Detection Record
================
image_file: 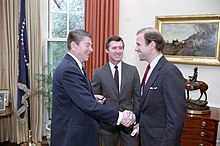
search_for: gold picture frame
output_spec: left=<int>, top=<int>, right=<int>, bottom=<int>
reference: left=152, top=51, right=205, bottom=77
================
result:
left=155, top=14, right=220, bottom=66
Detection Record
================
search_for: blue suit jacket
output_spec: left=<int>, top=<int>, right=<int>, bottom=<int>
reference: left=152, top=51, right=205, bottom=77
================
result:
left=139, top=56, right=186, bottom=146
left=51, top=54, right=119, bottom=146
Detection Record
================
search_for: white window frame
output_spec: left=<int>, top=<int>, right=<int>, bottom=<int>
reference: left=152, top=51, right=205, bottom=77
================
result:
left=41, top=0, right=84, bottom=137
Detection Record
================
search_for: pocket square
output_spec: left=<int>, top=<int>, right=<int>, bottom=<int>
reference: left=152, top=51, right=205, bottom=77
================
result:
left=150, top=86, right=157, bottom=90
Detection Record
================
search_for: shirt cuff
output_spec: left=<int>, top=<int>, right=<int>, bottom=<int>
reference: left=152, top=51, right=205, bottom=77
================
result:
left=132, top=113, right=136, bottom=125
left=116, top=111, right=123, bottom=125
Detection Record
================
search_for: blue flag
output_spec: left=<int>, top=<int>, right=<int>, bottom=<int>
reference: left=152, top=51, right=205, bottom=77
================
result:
left=17, top=0, right=31, bottom=124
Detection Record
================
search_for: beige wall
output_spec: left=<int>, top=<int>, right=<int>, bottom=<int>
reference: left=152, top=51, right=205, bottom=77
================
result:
left=119, top=0, right=220, bottom=108
left=119, top=1, right=220, bottom=144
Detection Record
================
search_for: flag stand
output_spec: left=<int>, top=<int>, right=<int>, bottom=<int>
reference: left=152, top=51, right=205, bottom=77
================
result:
left=27, top=130, right=35, bottom=146
left=27, top=98, right=35, bottom=146
left=18, top=0, right=35, bottom=145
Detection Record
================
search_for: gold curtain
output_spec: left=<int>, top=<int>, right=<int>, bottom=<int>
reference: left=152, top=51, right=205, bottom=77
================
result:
left=84, top=0, right=120, bottom=80
left=0, top=0, right=43, bottom=144
left=26, top=0, right=43, bottom=143
left=0, top=0, right=23, bottom=143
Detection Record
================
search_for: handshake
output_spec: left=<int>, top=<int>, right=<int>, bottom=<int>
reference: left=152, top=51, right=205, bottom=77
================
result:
left=95, top=95, right=136, bottom=127
left=119, top=110, right=136, bottom=127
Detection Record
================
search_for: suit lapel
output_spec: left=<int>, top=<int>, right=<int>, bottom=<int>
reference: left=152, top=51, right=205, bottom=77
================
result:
left=120, top=62, right=128, bottom=94
left=65, top=54, right=92, bottom=92
left=104, top=63, right=119, bottom=95
left=141, top=56, right=166, bottom=106
left=82, top=67, right=92, bottom=89
left=141, top=70, right=158, bottom=105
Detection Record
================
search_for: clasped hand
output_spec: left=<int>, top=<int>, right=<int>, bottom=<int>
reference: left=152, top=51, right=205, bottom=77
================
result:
left=94, top=94, right=106, bottom=104
left=120, top=110, right=135, bottom=127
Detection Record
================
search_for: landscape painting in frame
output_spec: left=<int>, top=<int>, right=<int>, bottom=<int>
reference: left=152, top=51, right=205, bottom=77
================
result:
left=0, top=91, right=5, bottom=111
left=155, top=15, right=220, bottom=66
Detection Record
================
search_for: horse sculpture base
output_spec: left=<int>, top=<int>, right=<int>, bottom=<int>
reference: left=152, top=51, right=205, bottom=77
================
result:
left=187, top=99, right=210, bottom=114
left=187, top=109, right=211, bottom=115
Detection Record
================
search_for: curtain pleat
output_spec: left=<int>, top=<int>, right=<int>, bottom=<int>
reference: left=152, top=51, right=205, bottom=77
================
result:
left=26, top=0, right=43, bottom=143
left=85, top=0, right=119, bottom=80
left=0, top=0, right=26, bottom=143
left=0, top=0, right=43, bottom=144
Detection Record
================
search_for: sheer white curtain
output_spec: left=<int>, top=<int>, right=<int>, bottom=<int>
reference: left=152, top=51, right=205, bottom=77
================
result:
left=0, top=0, right=43, bottom=144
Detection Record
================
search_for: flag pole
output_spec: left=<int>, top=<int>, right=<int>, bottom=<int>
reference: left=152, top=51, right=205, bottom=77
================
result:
left=17, top=0, right=35, bottom=145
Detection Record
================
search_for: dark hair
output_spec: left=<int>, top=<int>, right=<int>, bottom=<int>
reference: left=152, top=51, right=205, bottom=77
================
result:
left=67, top=29, right=92, bottom=50
left=137, top=27, right=165, bottom=51
left=105, top=35, right=125, bottom=50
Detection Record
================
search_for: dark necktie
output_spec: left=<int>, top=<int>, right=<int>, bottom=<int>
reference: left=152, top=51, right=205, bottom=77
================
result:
left=82, top=67, right=90, bottom=84
left=82, top=67, right=86, bottom=76
left=114, top=66, right=119, bottom=92
left=141, top=64, right=150, bottom=91
left=82, top=66, right=95, bottom=95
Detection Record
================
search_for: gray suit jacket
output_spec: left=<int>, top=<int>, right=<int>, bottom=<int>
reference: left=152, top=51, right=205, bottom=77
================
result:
left=92, top=62, right=141, bottom=132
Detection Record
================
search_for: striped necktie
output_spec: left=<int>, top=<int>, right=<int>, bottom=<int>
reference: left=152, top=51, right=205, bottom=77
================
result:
left=141, top=64, right=150, bottom=92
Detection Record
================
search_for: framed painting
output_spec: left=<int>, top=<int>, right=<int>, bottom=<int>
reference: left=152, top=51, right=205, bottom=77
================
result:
left=0, top=91, right=6, bottom=111
left=155, top=14, right=220, bottom=66
left=0, top=89, right=10, bottom=108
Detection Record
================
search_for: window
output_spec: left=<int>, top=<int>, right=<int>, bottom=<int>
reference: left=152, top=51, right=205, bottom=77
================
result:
left=48, top=0, right=84, bottom=67
left=44, top=0, right=84, bottom=120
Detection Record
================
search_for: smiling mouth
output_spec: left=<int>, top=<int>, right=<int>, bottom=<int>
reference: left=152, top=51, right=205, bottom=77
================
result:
left=138, top=53, right=142, bottom=57
left=115, top=54, right=122, bottom=58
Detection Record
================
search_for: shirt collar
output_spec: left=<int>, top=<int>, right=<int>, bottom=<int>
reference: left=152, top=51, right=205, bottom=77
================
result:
left=67, top=52, right=83, bottom=70
left=109, top=61, right=122, bottom=71
left=149, top=54, right=163, bottom=70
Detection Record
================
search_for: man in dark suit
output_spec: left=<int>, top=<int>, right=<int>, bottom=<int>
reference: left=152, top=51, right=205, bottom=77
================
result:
left=92, top=35, right=140, bottom=146
left=134, top=27, right=186, bottom=146
left=51, top=29, right=135, bottom=146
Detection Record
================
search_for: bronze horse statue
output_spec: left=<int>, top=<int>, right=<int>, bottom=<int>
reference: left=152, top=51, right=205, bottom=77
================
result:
left=184, top=78, right=208, bottom=101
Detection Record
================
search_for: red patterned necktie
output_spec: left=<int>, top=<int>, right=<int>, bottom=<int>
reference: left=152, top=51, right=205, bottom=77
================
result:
left=141, top=64, right=150, bottom=91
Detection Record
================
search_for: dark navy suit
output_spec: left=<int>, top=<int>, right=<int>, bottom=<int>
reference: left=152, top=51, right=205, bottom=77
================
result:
left=51, top=54, right=119, bottom=146
left=139, top=56, right=186, bottom=146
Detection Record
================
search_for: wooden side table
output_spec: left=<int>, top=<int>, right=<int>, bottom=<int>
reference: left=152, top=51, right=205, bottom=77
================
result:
left=0, top=103, right=12, bottom=117
left=181, top=107, right=220, bottom=146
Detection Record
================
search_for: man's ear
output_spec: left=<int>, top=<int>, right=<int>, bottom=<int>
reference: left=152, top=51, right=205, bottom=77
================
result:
left=70, top=41, right=77, bottom=51
left=149, top=41, right=156, bottom=49
left=105, top=49, right=109, bottom=54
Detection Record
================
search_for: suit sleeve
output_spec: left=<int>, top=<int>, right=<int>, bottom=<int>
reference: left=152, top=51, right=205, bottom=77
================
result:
left=62, top=66, right=118, bottom=125
left=161, top=67, right=186, bottom=146
left=91, top=69, right=102, bottom=95
left=132, top=67, right=141, bottom=122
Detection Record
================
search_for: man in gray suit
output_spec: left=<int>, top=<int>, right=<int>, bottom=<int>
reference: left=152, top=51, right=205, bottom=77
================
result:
left=134, top=27, right=186, bottom=146
left=92, top=35, right=140, bottom=146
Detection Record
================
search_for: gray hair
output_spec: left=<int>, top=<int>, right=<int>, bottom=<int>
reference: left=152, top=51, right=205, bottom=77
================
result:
left=137, top=27, right=165, bottom=51
left=67, top=29, right=92, bottom=50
